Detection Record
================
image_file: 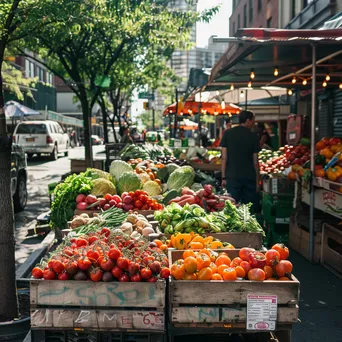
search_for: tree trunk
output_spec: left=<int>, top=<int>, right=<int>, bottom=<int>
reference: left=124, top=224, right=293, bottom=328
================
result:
left=98, top=97, right=108, bottom=144
left=0, top=58, right=18, bottom=321
left=79, top=95, right=93, bottom=167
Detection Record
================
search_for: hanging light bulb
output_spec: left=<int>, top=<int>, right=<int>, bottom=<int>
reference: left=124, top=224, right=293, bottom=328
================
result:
left=292, top=77, right=297, bottom=84
left=288, top=89, right=293, bottom=96
left=230, top=84, right=234, bottom=91
left=322, top=80, right=327, bottom=87
left=250, top=69, right=255, bottom=79
left=248, top=81, right=252, bottom=88
left=339, top=83, right=342, bottom=89
left=274, top=67, right=279, bottom=76
left=326, top=73, right=330, bottom=81
left=221, top=99, right=226, bottom=109
left=216, top=90, right=220, bottom=96
left=240, top=90, right=245, bottom=98
left=302, top=79, right=307, bottom=86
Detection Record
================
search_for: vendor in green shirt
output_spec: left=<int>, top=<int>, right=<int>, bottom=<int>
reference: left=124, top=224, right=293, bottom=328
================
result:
left=220, top=110, right=260, bottom=211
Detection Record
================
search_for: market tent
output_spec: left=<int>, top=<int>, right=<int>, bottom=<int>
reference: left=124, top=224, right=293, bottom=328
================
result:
left=205, top=27, right=342, bottom=263
left=164, top=101, right=241, bottom=116
left=5, top=100, right=40, bottom=119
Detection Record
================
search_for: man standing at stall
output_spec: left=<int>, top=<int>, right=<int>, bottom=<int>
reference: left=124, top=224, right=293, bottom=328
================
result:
left=220, top=110, right=260, bottom=211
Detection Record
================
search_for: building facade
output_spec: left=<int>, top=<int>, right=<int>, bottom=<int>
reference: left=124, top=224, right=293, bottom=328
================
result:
left=230, top=0, right=279, bottom=36
left=279, top=0, right=342, bottom=29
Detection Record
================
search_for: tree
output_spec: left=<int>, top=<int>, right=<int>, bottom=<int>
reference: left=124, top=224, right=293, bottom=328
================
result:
left=0, top=0, right=68, bottom=321
left=25, top=0, right=218, bottom=162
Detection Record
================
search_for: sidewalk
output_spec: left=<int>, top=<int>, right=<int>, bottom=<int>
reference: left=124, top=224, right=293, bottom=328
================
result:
left=290, top=251, right=342, bottom=341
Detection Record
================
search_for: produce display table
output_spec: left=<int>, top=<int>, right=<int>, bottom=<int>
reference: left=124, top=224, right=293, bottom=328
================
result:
left=189, top=162, right=221, bottom=172
left=168, top=250, right=299, bottom=342
left=30, top=280, right=166, bottom=332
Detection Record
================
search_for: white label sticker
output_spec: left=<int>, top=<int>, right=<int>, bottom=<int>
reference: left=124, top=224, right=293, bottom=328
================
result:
left=271, top=179, right=278, bottom=194
left=289, top=133, right=296, bottom=140
left=247, top=294, right=277, bottom=331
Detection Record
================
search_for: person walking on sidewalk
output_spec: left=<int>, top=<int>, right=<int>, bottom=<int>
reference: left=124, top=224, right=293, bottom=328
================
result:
left=220, top=110, right=261, bottom=211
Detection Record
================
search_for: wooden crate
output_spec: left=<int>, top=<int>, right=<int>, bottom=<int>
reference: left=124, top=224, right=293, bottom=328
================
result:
left=30, top=280, right=166, bottom=332
left=207, top=232, right=264, bottom=249
left=71, top=159, right=104, bottom=173
left=168, top=250, right=299, bottom=329
left=288, top=216, right=321, bottom=263
left=321, top=223, right=342, bottom=278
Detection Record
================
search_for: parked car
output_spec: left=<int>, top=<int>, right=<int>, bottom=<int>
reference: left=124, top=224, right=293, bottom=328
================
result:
left=91, top=135, right=103, bottom=145
left=11, top=143, right=28, bottom=212
left=13, top=120, right=69, bottom=160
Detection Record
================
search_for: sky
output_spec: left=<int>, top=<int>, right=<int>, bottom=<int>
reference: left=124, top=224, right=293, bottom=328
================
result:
left=196, top=0, right=232, bottom=47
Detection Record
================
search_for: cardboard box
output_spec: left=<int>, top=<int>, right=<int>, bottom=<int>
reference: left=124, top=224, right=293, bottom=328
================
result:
left=262, top=176, right=295, bottom=195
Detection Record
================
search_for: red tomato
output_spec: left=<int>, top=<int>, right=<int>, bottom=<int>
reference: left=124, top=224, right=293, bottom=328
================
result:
left=128, top=262, right=140, bottom=276
left=108, top=248, right=122, bottom=261
left=248, top=268, right=265, bottom=281
left=239, top=247, right=255, bottom=261
left=52, top=260, right=65, bottom=274
left=149, top=261, right=161, bottom=275
left=32, top=267, right=44, bottom=279
left=130, top=273, right=142, bottom=282
left=88, top=236, right=99, bottom=244
left=58, top=271, right=70, bottom=281
left=76, top=238, right=88, bottom=248
left=134, top=200, right=143, bottom=209
left=117, top=257, right=129, bottom=270
left=249, top=252, right=266, bottom=269
left=112, top=195, right=122, bottom=203
left=160, top=267, right=171, bottom=279
left=90, top=268, right=103, bottom=282
left=274, top=262, right=286, bottom=278
left=111, top=266, right=123, bottom=279
left=119, top=273, right=130, bottom=282
left=65, top=261, right=78, bottom=276
left=271, top=244, right=290, bottom=260
left=78, top=257, right=92, bottom=271
left=265, top=249, right=281, bottom=266
left=104, top=194, right=113, bottom=201
left=147, top=277, right=158, bottom=282
left=100, top=228, right=111, bottom=237
left=43, top=269, right=57, bottom=280
left=100, top=258, right=115, bottom=271
left=140, top=195, right=148, bottom=203
left=140, top=267, right=153, bottom=280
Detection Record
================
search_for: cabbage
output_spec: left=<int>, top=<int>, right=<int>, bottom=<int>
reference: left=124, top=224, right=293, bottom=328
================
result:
left=85, top=168, right=116, bottom=185
left=143, top=181, right=162, bottom=196
left=157, top=163, right=180, bottom=183
left=117, top=172, right=142, bottom=194
left=167, top=166, right=195, bottom=191
left=191, top=183, right=203, bottom=192
left=91, top=178, right=116, bottom=196
left=110, top=160, right=133, bottom=182
left=138, top=172, right=151, bottom=184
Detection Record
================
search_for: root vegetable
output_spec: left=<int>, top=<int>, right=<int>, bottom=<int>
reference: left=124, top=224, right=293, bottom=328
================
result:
left=121, top=222, right=133, bottom=235
left=142, top=227, right=155, bottom=237
left=76, top=202, right=88, bottom=210
left=70, top=217, right=86, bottom=229
left=126, top=214, right=138, bottom=224
left=79, top=213, right=89, bottom=218
left=76, top=194, right=87, bottom=203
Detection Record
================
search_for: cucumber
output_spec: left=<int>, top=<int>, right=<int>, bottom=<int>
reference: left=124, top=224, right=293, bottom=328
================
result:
left=163, top=189, right=179, bottom=205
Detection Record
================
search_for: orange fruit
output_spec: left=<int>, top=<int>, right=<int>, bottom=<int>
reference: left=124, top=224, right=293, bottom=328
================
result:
left=235, top=266, right=246, bottom=278
left=211, top=273, right=223, bottom=280
left=222, top=267, right=237, bottom=281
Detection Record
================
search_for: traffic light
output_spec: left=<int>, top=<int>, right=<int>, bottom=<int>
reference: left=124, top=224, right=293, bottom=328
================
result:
left=143, top=102, right=149, bottom=110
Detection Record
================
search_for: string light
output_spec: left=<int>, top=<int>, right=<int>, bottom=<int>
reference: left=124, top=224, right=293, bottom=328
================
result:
left=322, top=80, right=327, bottom=87
left=230, top=84, right=234, bottom=91
left=240, top=90, right=245, bottom=98
left=248, top=81, right=252, bottom=88
left=250, top=69, right=255, bottom=79
left=326, top=73, right=330, bottom=81
left=292, top=77, right=297, bottom=84
left=216, top=90, right=220, bottom=96
left=274, top=67, right=279, bottom=76
left=288, top=89, right=293, bottom=95
left=302, top=79, right=307, bottom=86
left=339, top=83, right=342, bottom=89
left=221, top=99, right=225, bottom=109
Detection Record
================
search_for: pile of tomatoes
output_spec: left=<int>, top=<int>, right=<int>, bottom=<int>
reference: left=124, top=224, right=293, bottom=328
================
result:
left=32, top=228, right=170, bottom=282
left=170, top=243, right=292, bottom=281
left=121, top=190, right=163, bottom=211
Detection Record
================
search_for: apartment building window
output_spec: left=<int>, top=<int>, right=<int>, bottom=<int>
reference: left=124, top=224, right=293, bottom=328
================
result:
left=267, top=17, right=272, bottom=28
left=258, top=0, right=262, bottom=12
left=37, top=67, right=45, bottom=82
left=243, top=4, right=247, bottom=28
left=249, top=0, right=253, bottom=22
left=25, top=59, right=35, bottom=78
left=238, top=14, right=241, bottom=29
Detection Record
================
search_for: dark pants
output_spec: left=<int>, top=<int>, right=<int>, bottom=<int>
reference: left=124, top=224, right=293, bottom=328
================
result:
left=227, top=178, right=260, bottom=213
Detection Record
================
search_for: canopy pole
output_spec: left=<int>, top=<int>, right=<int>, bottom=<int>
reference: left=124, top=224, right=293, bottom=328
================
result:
left=174, top=89, right=178, bottom=139
left=197, top=93, right=202, bottom=146
left=309, top=44, right=316, bottom=263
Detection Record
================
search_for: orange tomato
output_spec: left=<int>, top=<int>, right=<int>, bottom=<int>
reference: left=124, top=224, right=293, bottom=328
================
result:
left=271, top=244, right=290, bottom=260
left=192, top=236, right=205, bottom=245
left=208, top=249, right=219, bottom=262
left=274, top=262, right=286, bottom=278
left=153, top=239, right=163, bottom=248
left=235, top=266, right=246, bottom=278
left=199, top=249, right=211, bottom=258
left=196, top=253, right=211, bottom=270
left=230, top=257, right=243, bottom=267
left=222, top=267, right=237, bottom=281
left=160, top=244, right=168, bottom=251
left=278, top=276, right=290, bottom=281
left=279, top=260, right=293, bottom=273
left=211, top=273, right=223, bottom=280
left=197, top=267, right=213, bottom=280
left=263, top=265, right=273, bottom=279
left=240, top=261, right=252, bottom=277
left=217, top=264, right=230, bottom=276
left=248, top=268, right=265, bottom=281
left=189, top=241, right=204, bottom=249
left=183, top=272, right=197, bottom=280
left=184, top=257, right=198, bottom=274
left=183, top=250, right=196, bottom=259
left=316, top=140, right=326, bottom=151
left=210, top=262, right=218, bottom=274
left=314, top=169, right=325, bottom=178
left=171, top=262, right=185, bottom=280
left=239, top=247, right=255, bottom=261
left=215, top=254, right=231, bottom=267
left=288, top=171, right=297, bottom=181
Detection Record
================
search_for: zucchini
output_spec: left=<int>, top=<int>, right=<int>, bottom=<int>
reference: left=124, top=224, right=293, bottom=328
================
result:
left=163, top=189, right=179, bottom=205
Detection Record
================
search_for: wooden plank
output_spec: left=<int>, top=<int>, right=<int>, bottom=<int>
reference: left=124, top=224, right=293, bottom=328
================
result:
left=171, top=305, right=298, bottom=324
left=207, top=233, right=263, bottom=249
left=169, top=279, right=299, bottom=306
left=31, top=308, right=165, bottom=331
left=30, top=280, right=165, bottom=308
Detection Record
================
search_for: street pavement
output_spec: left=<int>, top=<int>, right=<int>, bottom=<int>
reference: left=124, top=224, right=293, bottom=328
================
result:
left=15, top=145, right=104, bottom=269
left=14, top=147, right=342, bottom=341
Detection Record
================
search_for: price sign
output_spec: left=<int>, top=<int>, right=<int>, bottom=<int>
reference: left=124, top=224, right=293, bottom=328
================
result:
left=247, top=294, right=277, bottom=331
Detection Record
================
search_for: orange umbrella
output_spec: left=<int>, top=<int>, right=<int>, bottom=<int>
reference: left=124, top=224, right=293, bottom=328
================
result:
left=164, top=101, right=241, bottom=116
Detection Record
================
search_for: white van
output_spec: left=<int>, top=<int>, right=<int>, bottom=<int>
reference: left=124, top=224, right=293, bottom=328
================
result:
left=13, top=120, right=69, bottom=160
